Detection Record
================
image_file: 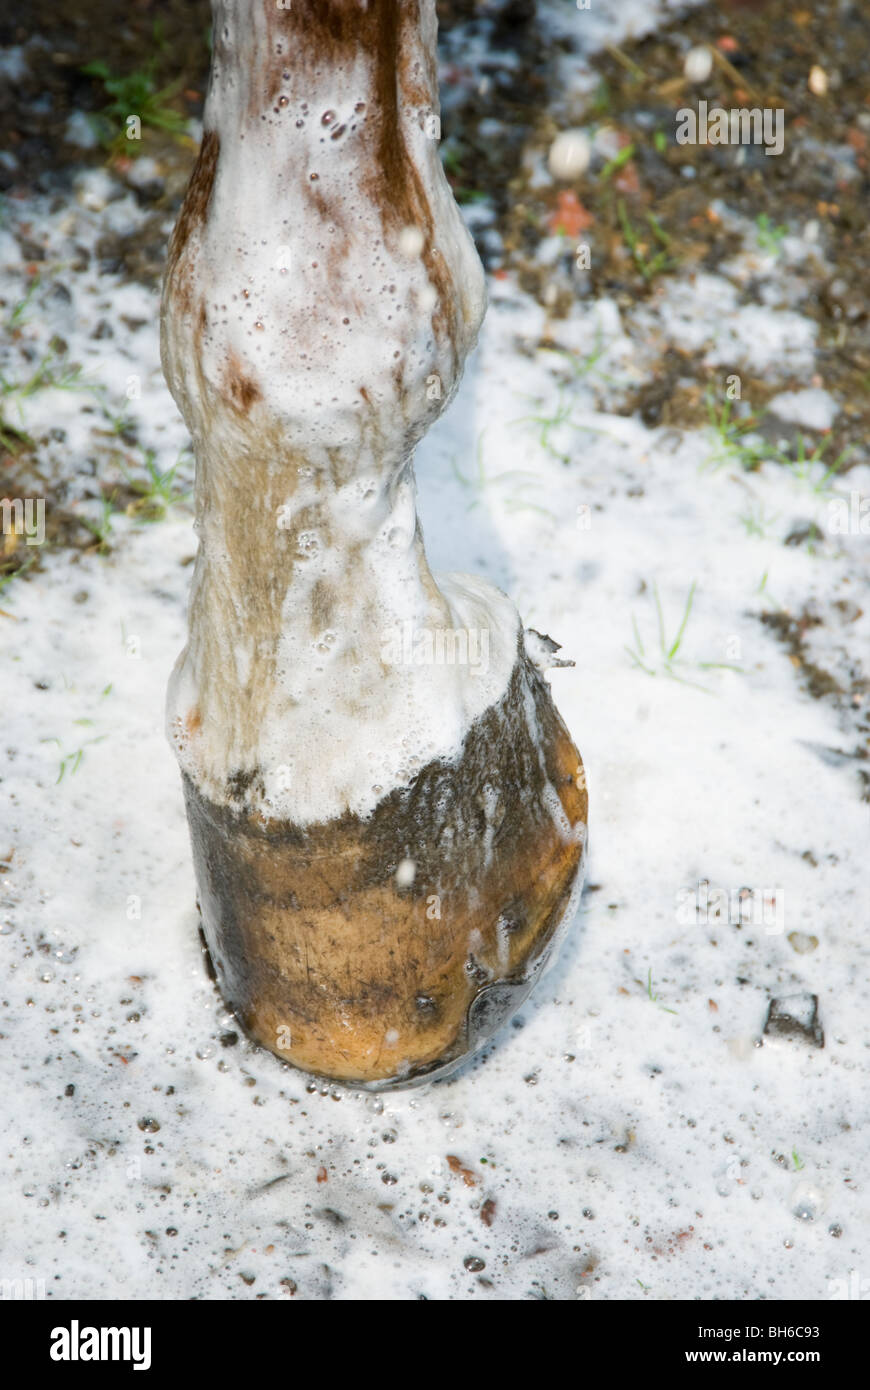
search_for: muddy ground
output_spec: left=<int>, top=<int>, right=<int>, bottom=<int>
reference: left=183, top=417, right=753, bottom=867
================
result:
left=2, top=0, right=868, bottom=439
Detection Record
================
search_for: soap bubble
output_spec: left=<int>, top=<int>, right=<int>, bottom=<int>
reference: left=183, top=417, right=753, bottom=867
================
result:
left=398, top=226, right=424, bottom=259
left=792, top=1184, right=826, bottom=1222
left=395, top=858, right=416, bottom=887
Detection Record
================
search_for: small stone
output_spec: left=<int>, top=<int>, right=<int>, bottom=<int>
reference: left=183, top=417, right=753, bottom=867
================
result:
left=763, top=993, right=824, bottom=1048
left=808, top=65, right=828, bottom=96
left=684, top=46, right=713, bottom=84
left=547, top=130, right=591, bottom=181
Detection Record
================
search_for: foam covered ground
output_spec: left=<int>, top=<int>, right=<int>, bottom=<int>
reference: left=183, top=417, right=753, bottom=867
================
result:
left=1, top=1, right=867, bottom=1301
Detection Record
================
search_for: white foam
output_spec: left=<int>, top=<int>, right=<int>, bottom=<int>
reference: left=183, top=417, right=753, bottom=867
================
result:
left=162, top=1, right=507, bottom=825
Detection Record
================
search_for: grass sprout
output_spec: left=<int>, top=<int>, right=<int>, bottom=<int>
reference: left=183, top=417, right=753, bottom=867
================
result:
left=625, top=580, right=742, bottom=691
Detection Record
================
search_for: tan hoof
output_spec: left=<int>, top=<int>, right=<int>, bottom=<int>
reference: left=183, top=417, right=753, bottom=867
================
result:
left=185, top=648, right=586, bottom=1088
